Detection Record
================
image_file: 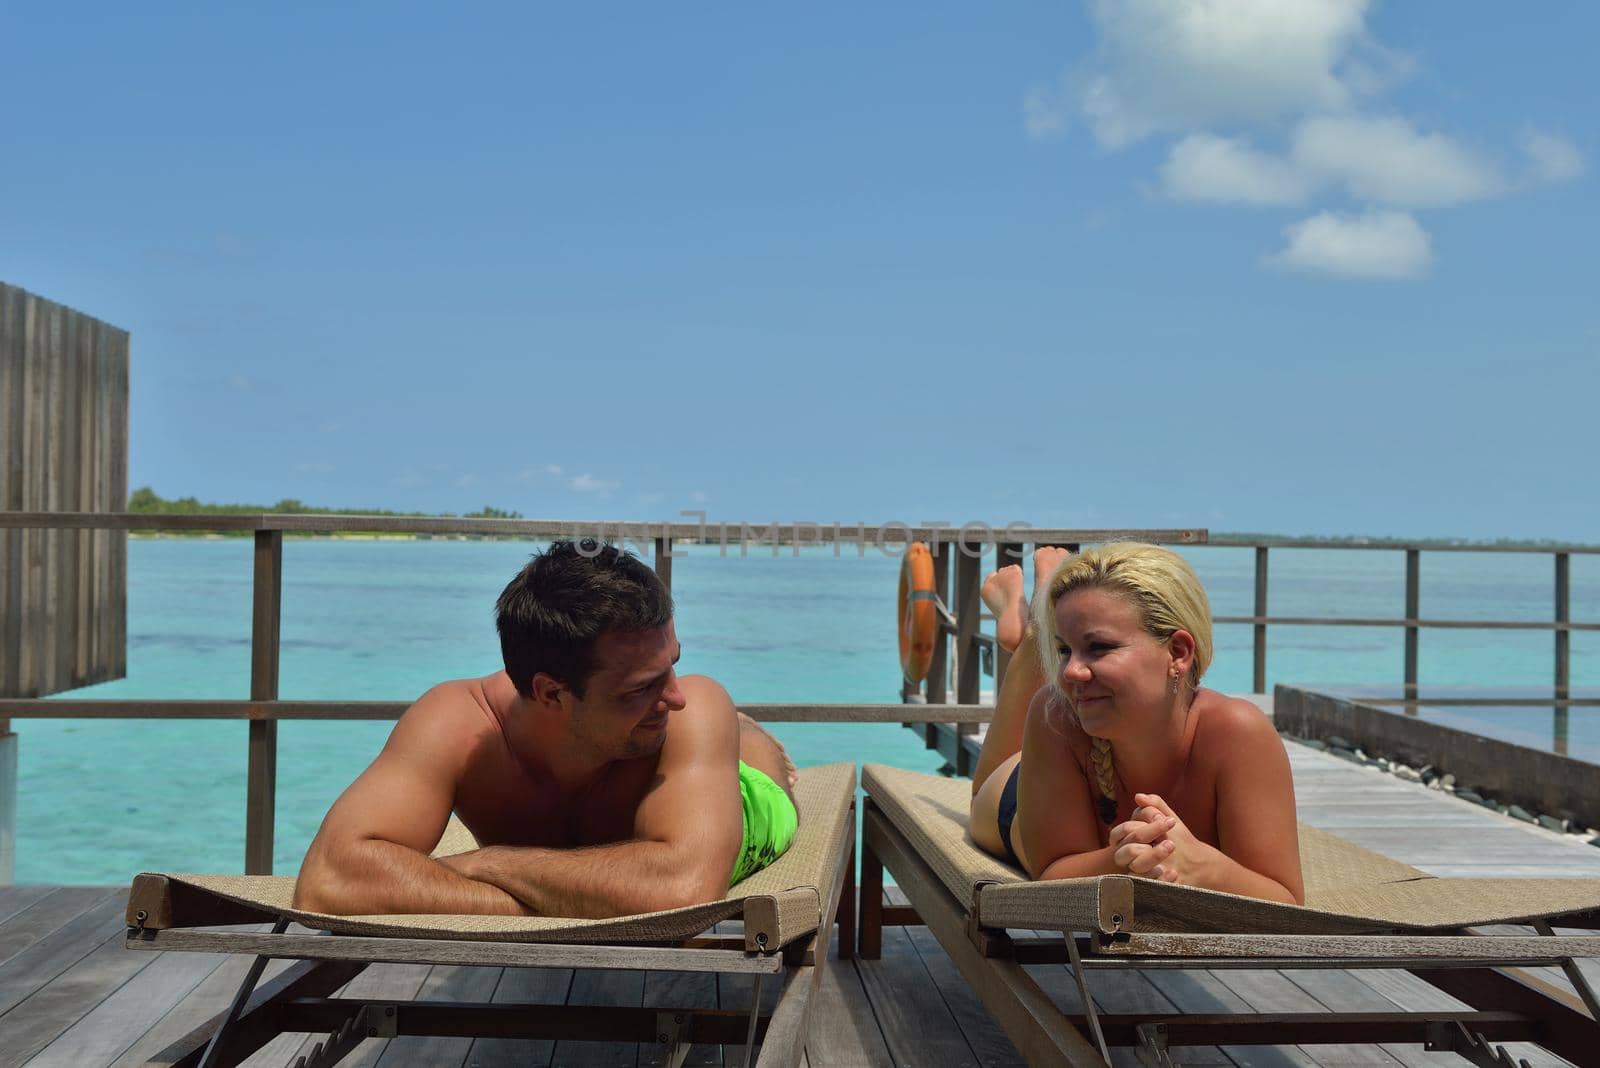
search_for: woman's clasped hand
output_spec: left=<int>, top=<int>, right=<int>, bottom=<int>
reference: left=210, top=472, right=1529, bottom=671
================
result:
left=1107, top=793, right=1214, bottom=883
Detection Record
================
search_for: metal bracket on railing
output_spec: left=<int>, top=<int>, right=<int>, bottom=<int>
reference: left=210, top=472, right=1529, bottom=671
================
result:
left=1423, top=1021, right=1529, bottom=1068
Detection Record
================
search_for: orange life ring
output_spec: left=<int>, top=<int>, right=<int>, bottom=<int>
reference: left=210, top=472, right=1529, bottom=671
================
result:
left=898, top=542, right=939, bottom=684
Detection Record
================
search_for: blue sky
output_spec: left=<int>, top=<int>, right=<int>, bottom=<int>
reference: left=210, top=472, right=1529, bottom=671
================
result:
left=3, top=2, right=1595, bottom=539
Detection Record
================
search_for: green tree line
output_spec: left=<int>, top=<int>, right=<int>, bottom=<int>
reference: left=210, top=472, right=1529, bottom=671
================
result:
left=128, top=486, right=521, bottom=520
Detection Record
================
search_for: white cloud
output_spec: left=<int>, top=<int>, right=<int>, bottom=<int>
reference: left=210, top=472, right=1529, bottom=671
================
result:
left=689, top=490, right=710, bottom=504
left=1069, top=0, right=1381, bottom=148
left=513, top=463, right=567, bottom=484
left=1161, top=134, right=1312, bottom=204
left=1023, top=83, right=1069, bottom=141
left=1520, top=128, right=1586, bottom=184
left=1266, top=210, right=1431, bottom=280
left=1162, top=119, right=1501, bottom=208
left=570, top=472, right=618, bottom=494
left=1292, top=115, right=1502, bottom=206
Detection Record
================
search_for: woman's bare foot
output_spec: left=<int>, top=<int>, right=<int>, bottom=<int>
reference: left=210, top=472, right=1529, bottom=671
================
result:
left=981, top=565, right=1028, bottom=653
left=1032, top=546, right=1072, bottom=605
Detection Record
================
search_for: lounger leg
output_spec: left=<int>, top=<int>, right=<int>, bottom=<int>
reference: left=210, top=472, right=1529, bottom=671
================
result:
left=1532, top=918, right=1600, bottom=1022
left=1061, top=927, right=1111, bottom=1065
left=196, top=917, right=290, bottom=1068
left=859, top=800, right=884, bottom=959
left=737, top=972, right=764, bottom=1068
left=837, top=812, right=857, bottom=961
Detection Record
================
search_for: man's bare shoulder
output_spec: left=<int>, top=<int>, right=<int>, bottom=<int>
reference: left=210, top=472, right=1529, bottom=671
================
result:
left=657, top=674, right=739, bottom=755
left=387, top=672, right=509, bottom=754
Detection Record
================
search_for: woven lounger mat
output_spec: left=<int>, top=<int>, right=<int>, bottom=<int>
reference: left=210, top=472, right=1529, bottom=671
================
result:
left=131, top=762, right=855, bottom=946
left=863, top=763, right=1600, bottom=936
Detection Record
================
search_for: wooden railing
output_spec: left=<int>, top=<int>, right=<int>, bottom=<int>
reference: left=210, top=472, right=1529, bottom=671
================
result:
left=0, top=512, right=1202, bottom=873
left=1, top=512, right=1596, bottom=873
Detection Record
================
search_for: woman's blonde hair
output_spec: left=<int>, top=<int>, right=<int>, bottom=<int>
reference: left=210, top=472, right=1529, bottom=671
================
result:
left=1032, top=542, right=1213, bottom=694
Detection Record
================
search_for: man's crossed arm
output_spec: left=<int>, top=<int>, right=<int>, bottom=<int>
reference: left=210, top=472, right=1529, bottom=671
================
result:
left=292, top=684, right=744, bottom=918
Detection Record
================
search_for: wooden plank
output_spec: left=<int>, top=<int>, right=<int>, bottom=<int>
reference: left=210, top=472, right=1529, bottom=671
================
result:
left=551, top=966, right=646, bottom=1066
left=0, top=887, right=121, bottom=968
left=1349, top=968, right=1570, bottom=1068
left=37, top=297, right=61, bottom=694
left=1281, top=970, right=1472, bottom=1068
left=18, top=944, right=227, bottom=1067
left=903, top=925, right=1025, bottom=1065
left=140, top=929, right=781, bottom=974
left=0, top=885, right=62, bottom=930
left=1206, top=969, right=1402, bottom=1066
left=463, top=965, right=574, bottom=1067
left=17, top=292, right=43, bottom=695
left=108, top=319, right=130, bottom=680
left=0, top=889, right=126, bottom=1010
left=108, top=952, right=296, bottom=1067
left=1139, top=969, right=1329, bottom=1067
left=372, top=963, right=502, bottom=1068
left=864, top=817, right=1101, bottom=1065
left=855, top=924, right=981, bottom=1067
left=0, top=285, right=128, bottom=698
left=0, top=287, right=16, bottom=696
left=0, top=918, right=159, bottom=1067
left=799, top=928, right=892, bottom=1067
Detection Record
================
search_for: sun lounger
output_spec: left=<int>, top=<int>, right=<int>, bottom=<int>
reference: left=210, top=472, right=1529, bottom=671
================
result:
left=124, top=762, right=856, bottom=1068
left=858, top=763, right=1600, bottom=1067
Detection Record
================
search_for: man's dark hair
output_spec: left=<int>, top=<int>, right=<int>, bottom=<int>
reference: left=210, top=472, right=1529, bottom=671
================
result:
left=495, top=540, right=673, bottom=698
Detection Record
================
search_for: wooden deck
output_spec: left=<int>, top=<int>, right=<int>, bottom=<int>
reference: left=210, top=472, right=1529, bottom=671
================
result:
left=3, top=741, right=1598, bottom=1067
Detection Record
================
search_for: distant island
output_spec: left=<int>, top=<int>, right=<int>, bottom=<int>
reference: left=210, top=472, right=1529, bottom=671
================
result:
left=124, top=489, right=1594, bottom=549
left=127, top=486, right=521, bottom=537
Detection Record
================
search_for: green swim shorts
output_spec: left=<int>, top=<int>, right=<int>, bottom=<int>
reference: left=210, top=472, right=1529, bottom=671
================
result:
left=730, top=760, right=799, bottom=885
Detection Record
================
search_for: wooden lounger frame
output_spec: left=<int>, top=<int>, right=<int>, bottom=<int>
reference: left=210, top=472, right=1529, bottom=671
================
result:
left=123, top=799, right=856, bottom=1068
left=858, top=793, right=1600, bottom=1068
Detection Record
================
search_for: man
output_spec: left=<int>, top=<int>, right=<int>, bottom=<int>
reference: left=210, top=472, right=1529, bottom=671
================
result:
left=293, top=540, right=798, bottom=917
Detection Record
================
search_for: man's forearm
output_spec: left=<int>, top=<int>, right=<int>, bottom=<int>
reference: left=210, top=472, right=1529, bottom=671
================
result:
left=450, top=839, right=726, bottom=918
left=295, top=839, right=529, bottom=916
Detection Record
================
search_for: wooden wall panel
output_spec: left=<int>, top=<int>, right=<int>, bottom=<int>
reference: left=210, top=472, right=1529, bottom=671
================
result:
left=0, top=282, right=128, bottom=697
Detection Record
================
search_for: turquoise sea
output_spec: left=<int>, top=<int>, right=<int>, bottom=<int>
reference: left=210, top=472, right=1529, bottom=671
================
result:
left=18, top=538, right=1600, bottom=883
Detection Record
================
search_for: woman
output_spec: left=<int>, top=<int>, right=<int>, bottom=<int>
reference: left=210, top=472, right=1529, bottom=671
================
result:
left=969, top=543, right=1304, bottom=904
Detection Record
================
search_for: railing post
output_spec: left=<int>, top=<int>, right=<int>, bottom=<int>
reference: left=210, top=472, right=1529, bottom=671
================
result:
left=654, top=536, right=673, bottom=593
left=1404, top=549, right=1420, bottom=702
left=1555, top=552, right=1570, bottom=756
left=925, top=541, right=950, bottom=706
left=246, top=529, right=282, bottom=876
left=0, top=718, right=13, bottom=884
left=953, top=545, right=982, bottom=776
left=1252, top=547, right=1268, bottom=694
